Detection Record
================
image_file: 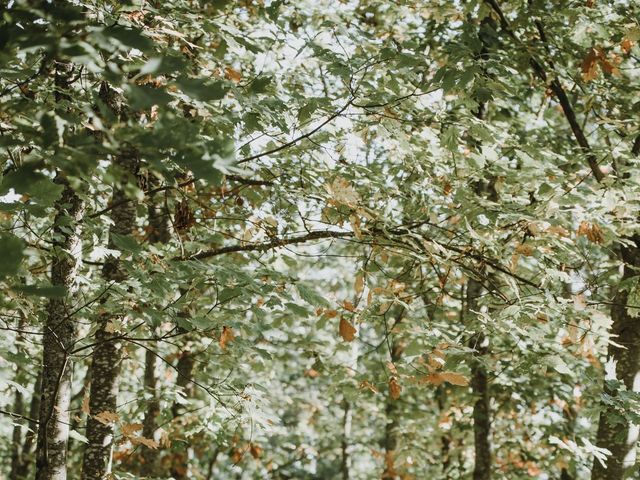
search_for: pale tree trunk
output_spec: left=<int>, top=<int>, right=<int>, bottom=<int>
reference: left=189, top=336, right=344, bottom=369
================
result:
left=139, top=189, right=169, bottom=477
left=33, top=59, right=84, bottom=480
left=82, top=82, right=138, bottom=479
left=591, top=235, right=640, bottom=480
left=35, top=179, right=84, bottom=480
left=467, top=279, right=491, bottom=480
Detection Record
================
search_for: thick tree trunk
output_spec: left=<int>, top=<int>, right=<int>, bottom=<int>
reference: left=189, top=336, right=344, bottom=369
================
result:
left=35, top=180, right=84, bottom=480
left=467, top=279, right=491, bottom=480
left=82, top=116, right=138, bottom=478
left=591, top=235, right=640, bottom=480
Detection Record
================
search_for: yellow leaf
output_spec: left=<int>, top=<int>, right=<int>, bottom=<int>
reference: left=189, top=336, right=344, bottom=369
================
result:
left=389, top=377, right=402, bottom=400
left=359, top=380, right=378, bottom=393
left=220, top=326, right=235, bottom=350
left=339, top=317, right=356, bottom=342
left=94, top=410, right=120, bottom=425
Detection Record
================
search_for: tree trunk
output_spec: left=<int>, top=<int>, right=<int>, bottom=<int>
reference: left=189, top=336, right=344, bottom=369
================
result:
left=139, top=190, right=169, bottom=476
left=82, top=99, right=138, bottom=477
left=9, top=380, right=25, bottom=480
left=467, top=279, right=491, bottom=480
left=341, top=399, right=351, bottom=480
left=591, top=235, right=640, bottom=480
left=16, top=372, right=42, bottom=479
left=35, top=178, right=84, bottom=480
left=170, top=350, right=195, bottom=479
left=382, top=339, right=404, bottom=480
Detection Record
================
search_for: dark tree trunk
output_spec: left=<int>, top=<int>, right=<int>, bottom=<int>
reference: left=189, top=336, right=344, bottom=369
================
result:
left=35, top=178, right=84, bottom=480
left=9, top=381, right=24, bottom=480
left=139, top=190, right=169, bottom=476
left=591, top=235, right=640, bottom=480
left=341, top=399, right=351, bottom=480
left=82, top=102, right=138, bottom=478
left=467, top=279, right=491, bottom=480
left=16, top=372, right=42, bottom=479
left=170, top=350, right=195, bottom=479
left=382, top=339, right=404, bottom=480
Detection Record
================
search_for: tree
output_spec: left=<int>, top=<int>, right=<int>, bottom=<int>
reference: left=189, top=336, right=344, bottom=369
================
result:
left=0, top=1, right=639, bottom=479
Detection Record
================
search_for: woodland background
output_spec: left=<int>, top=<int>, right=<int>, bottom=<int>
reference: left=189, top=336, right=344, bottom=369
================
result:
left=0, top=0, right=639, bottom=479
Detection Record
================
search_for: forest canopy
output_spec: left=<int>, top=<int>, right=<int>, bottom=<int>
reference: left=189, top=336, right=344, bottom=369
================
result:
left=0, top=0, right=639, bottom=479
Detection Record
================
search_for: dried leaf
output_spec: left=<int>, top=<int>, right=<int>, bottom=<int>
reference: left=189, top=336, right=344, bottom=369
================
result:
left=621, top=38, right=634, bottom=54
left=225, top=66, right=242, bottom=83
left=581, top=48, right=600, bottom=81
left=359, top=380, right=378, bottom=393
left=439, top=371, right=470, bottom=386
left=249, top=443, right=263, bottom=459
left=339, top=317, right=357, bottom=342
left=325, top=176, right=360, bottom=208
left=355, top=272, right=365, bottom=296
left=94, top=410, right=120, bottom=425
left=515, top=244, right=535, bottom=256
left=130, top=436, right=159, bottom=449
left=82, top=392, right=90, bottom=415
left=219, top=326, right=235, bottom=350
left=304, top=368, right=320, bottom=378
left=386, top=361, right=398, bottom=375
left=389, top=377, right=402, bottom=400
left=121, top=423, right=143, bottom=437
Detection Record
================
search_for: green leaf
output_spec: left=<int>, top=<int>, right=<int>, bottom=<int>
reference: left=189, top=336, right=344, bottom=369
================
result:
left=12, top=284, right=67, bottom=298
left=297, top=284, right=330, bottom=308
left=0, top=234, right=24, bottom=277
left=175, top=77, right=229, bottom=102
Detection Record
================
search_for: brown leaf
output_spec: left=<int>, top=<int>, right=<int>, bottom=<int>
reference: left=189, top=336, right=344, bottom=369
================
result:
left=94, top=410, right=120, bottom=425
left=426, top=371, right=469, bottom=387
left=249, top=443, right=263, bottom=459
left=121, top=423, right=143, bottom=437
left=82, top=392, right=90, bottom=415
left=219, top=326, right=235, bottom=350
left=359, top=380, right=378, bottom=393
left=304, top=368, right=320, bottom=378
left=225, top=66, right=242, bottom=83
left=339, top=317, right=357, bottom=342
left=389, top=377, right=402, bottom=400
left=130, top=436, right=159, bottom=449
left=581, top=48, right=600, bottom=81
left=355, top=272, right=365, bottom=296
left=515, top=244, right=535, bottom=256
left=621, top=38, right=634, bottom=54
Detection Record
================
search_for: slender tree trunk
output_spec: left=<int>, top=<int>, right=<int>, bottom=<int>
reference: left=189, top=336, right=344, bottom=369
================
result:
left=436, top=386, right=451, bottom=473
left=382, top=339, right=404, bottom=480
left=82, top=85, right=138, bottom=477
left=591, top=235, right=640, bottom=480
left=341, top=399, right=351, bottom=480
left=170, top=349, right=195, bottom=479
left=9, top=382, right=25, bottom=480
left=140, top=189, right=169, bottom=477
left=16, top=372, right=42, bottom=479
left=467, top=279, right=491, bottom=480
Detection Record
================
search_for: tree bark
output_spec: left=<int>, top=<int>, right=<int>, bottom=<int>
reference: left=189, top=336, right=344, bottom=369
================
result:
left=591, top=235, right=640, bottom=480
left=467, top=279, right=491, bottom=480
left=35, top=178, right=84, bottom=480
left=16, top=372, right=42, bottom=479
left=382, top=339, right=404, bottom=480
left=170, top=349, right=195, bottom=479
left=341, top=399, right=351, bottom=480
left=139, top=189, right=169, bottom=476
left=82, top=88, right=138, bottom=477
